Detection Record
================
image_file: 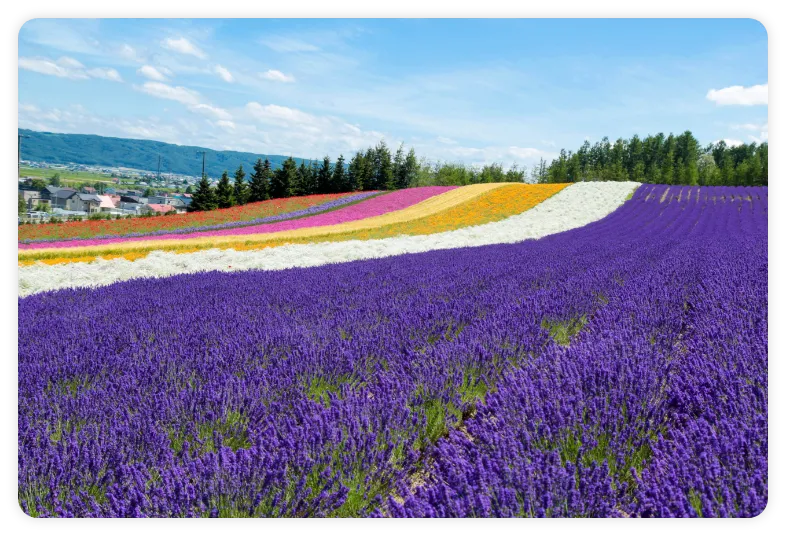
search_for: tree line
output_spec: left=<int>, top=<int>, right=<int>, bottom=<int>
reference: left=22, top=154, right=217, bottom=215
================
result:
left=535, top=131, right=768, bottom=187
left=188, top=132, right=768, bottom=211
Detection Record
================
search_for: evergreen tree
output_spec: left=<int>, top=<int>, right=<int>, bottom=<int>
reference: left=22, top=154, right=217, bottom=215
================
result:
left=216, top=171, right=235, bottom=208
left=317, top=156, right=332, bottom=194
left=756, top=142, right=770, bottom=186
left=330, top=154, right=349, bottom=192
left=248, top=158, right=270, bottom=202
left=392, top=144, right=406, bottom=189
left=308, top=161, right=320, bottom=195
left=737, top=160, right=753, bottom=186
left=189, top=175, right=217, bottom=212
left=291, top=161, right=310, bottom=196
left=402, top=148, right=419, bottom=189
left=270, top=157, right=296, bottom=198
left=233, top=165, right=249, bottom=205
left=362, top=148, right=375, bottom=190
left=532, top=158, right=548, bottom=183
left=333, top=155, right=347, bottom=192
left=348, top=152, right=363, bottom=191
left=631, top=161, right=646, bottom=182
left=720, top=153, right=735, bottom=186
left=662, top=149, right=675, bottom=185
left=185, top=185, right=193, bottom=194
left=746, top=152, right=762, bottom=186
left=374, top=141, right=394, bottom=190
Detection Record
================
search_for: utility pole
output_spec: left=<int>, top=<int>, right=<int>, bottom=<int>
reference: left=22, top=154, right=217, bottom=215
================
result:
left=201, top=151, right=206, bottom=178
left=157, top=154, right=161, bottom=182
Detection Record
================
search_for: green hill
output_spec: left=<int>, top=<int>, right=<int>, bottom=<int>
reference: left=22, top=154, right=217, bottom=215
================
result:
left=18, top=129, right=304, bottom=177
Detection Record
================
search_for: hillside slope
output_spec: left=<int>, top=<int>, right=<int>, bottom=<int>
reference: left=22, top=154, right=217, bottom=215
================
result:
left=18, top=129, right=302, bottom=177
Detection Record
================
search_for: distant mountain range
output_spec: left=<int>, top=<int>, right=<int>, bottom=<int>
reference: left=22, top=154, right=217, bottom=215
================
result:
left=18, top=129, right=304, bottom=178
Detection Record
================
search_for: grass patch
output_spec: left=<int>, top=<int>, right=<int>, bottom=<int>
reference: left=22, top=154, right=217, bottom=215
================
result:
left=541, top=314, right=588, bottom=346
left=688, top=488, right=703, bottom=517
left=306, top=374, right=356, bottom=407
left=168, top=409, right=251, bottom=456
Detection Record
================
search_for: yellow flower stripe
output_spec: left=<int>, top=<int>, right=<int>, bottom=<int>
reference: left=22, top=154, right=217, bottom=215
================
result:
left=19, top=183, right=566, bottom=265
left=336, top=183, right=567, bottom=242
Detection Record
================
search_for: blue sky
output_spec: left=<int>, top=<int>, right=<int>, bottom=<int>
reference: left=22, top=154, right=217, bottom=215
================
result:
left=18, top=18, right=768, bottom=168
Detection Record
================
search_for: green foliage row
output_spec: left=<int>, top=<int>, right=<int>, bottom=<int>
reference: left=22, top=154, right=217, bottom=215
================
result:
left=536, top=131, right=768, bottom=187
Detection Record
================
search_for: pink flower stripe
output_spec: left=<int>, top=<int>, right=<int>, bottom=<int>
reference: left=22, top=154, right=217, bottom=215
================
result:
left=23, top=187, right=457, bottom=250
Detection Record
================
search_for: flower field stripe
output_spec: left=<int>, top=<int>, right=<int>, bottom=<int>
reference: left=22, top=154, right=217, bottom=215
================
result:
left=18, top=184, right=767, bottom=517
left=18, top=183, right=506, bottom=263
left=22, top=187, right=452, bottom=250
left=18, top=192, right=364, bottom=243
left=18, top=182, right=634, bottom=296
left=330, top=183, right=567, bottom=242
left=19, top=191, right=384, bottom=249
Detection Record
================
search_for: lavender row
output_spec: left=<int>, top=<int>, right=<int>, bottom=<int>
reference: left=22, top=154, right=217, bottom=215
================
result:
left=19, top=191, right=380, bottom=244
left=388, top=185, right=767, bottom=517
left=18, top=185, right=767, bottom=517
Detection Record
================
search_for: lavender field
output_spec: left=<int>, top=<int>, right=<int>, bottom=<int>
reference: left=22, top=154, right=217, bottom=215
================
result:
left=18, top=184, right=767, bottom=517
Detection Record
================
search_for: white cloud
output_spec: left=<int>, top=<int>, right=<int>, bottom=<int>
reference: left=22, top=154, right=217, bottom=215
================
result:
left=19, top=56, right=88, bottom=79
left=18, top=103, right=186, bottom=145
left=135, top=82, right=201, bottom=105
left=437, top=136, right=457, bottom=145
left=508, top=147, right=550, bottom=160
left=731, top=122, right=768, bottom=144
left=20, top=19, right=101, bottom=55
left=706, top=83, right=768, bottom=106
left=715, top=139, right=745, bottom=147
left=137, top=65, right=169, bottom=81
left=118, top=44, right=144, bottom=63
left=57, top=56, right=84, bottom=69
left=244, top=102, right=386, bottom=156
left=260, top=69, right=296, bottom=83
left=161, top=37, right=206, bottom=59
left=260, top=37, right=319, bottom=53
left=246, top=103, right=314, bottom=125
left=417, top=143, right=557, bottom=168
left=19, top=56, right=121, bottom=82
left=189, top=103, right=232, bottom=120
left=216, top=120, right=236, bottom=131
left=87, top=67, right=122, bottom=82
left=214, top=65, right=234, bottom=83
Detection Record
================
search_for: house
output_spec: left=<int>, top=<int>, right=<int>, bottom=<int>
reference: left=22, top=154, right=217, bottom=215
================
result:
left=149, top=195, right=187, bottom=211
left=148, top=195, right=173, bottom=205
left=18, top=185, right=45, bottom=209
left=44, top=185, right=62, bottom=198
left=107, top=194, right=121, bottom=207
left=50, top=188, right=79, bottom=210
left=71, top=193, right=102, bottom=213
left=120, top=195, right=148, bottom=205
left=82, top=186, right=97, bottom=194
left=119, top=201, right=143, bottom=214
left=96, top=195, right=117, bottom=212
left=141, top=203, right=176, bottom=215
